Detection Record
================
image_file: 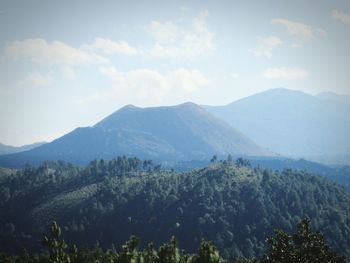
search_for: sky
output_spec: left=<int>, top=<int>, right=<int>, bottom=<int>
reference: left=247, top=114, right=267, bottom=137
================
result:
left=0, top=0, right=350, bottom=146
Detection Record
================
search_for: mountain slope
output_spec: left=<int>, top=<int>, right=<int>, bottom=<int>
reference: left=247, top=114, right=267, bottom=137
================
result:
left=0, top=142, right=46, bottom=155
left=205, top=88, right=350, bottom=164
left=316, top=91, right=350, bottom=107
left=0, top=103, right=270, bottom=167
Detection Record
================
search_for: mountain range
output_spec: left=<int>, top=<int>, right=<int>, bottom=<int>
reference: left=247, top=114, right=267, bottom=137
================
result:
left=205, top=88, right=350, bottom=164
left=0, top=88, right=349, bottom=167
left=0, top=102, right=269, bottom=167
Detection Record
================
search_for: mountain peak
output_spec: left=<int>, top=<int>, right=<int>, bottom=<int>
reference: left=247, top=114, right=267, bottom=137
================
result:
left=119, top=104, right=139, bottom=110
left=253, top=87, right=309, bottom=97
left=0, top=102, right=270, bottom=167
left=205, top=88, right=350, bottom=163
left=96, top=102, right=205, bottom=129
left=175, top=102, right=198, bottom=108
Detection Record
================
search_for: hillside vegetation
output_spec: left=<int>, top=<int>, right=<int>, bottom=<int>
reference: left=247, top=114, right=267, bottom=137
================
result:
left=0, top=157, right=349, bottom=260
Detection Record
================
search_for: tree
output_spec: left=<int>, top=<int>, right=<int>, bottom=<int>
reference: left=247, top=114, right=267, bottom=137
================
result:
left=119, top=235, right=140, bottom=263
left=195, top=240, right=223, bottom=263
left=262, top=218, right=346, bottom=263
left=235, top=158, right=251, bottom=168
left=157, top=236, right=181, bottom=263
left=42, top=221, right=70, bottom=263
left=210, top=155, right=217, bottom=163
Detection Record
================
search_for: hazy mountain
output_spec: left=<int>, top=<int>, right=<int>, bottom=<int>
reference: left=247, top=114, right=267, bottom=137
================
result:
left=0, top=102, right=270, bottom=167
left=316, top=91, right=350, bottom=106
left=204, top=88, right=350, bottom=164
left=0, top=142, right=46, bottom=155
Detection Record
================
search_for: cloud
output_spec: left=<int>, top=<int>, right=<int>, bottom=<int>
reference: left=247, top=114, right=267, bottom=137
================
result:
left=291, top=43, right=303, bottom=48
left=262, top=67, right=309, bottom=80
left=61, top=66, right=76, bottom=80
left=5, top=11, right=214, bottom=66
left=167, top=68, right=208, bottom=92
left=271, top=18, right=325, bottom=40
left=250, top=36, right=282, bottom=58
left=82, top=38, right=138, bottom=55
left=147, top=21, right=179, bottom=44
left=19, top=72, right=52, bottom=87
left=77, top=67, right=208, bottom=105
left=332, top=9, right=350, bottom=26
left=4, top=38, right=108, bottom=65
left=147, top=10, right=215, bottom=58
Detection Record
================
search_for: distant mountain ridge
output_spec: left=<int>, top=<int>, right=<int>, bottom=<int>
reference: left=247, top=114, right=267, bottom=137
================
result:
left=204, top=88, right=350, bottom=165
left=0, top=102, right=270, bottom=167
left=0, top=142, right=46, bottom=155
left=316, top=91, right=350, bottom=106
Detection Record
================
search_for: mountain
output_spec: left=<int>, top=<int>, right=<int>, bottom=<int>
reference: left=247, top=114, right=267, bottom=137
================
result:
left=1, top=159, right=349, bottom=259
left=316, top=91, right=350, bottom=106
left=0, top=102, right=270, bottom=167
left=0, top=142, right=46, bottom=155
left=204, top=88, right=350, bottom=164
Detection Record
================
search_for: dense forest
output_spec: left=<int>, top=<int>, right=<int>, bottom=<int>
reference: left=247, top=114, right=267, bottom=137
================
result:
left=172, top=158, right=350, bottom=192
left=0, top=157, right=350, bottom=261
left=0, top=218, right=345, bottom=262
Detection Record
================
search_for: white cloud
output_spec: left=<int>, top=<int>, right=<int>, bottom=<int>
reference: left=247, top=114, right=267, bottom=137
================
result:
left=147, top=21, right=179, bottom=44
left=77, top=67, right=208, bottom=105
left=291, top=43, right=302, bottom=48
left=332, top=9, right=350, bottom=26
left=250, top=36, right=282, bottom=58
left=271, top=18, right=325, bottom=40
left=4, top=38, right=108, bottom=65
left=167, top=68, right=208, bottom=92
left=20, top=72, right=52, bottom=87
left=262, top=67, right=309, bottom=80
left=147, top=10, right=215, bottom=58
left=82, top=37, right=138, bottom=55
left=61, top=66, right=77, bottom=80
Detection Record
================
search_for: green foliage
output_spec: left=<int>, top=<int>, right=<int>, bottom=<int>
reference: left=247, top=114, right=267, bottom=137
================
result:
left=235, top=158, right=251, bottom=168
left=0, top=157, right=350, bottom=260
left=262, top=218, right=346, bottom=263
left=119, top=236, right=141, bottom=263
left=41, top=221, right=70, bottom=263
left=195, top=240, right=223, bottom=263
left=0, top=219, right=345, bottom=262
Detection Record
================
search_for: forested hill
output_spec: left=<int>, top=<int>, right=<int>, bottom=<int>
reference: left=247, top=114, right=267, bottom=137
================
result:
left=0, top=157, right=350, bottom=260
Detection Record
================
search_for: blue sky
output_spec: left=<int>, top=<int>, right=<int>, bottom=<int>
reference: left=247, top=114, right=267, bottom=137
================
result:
left=0, top=0, right=349, bottom=146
